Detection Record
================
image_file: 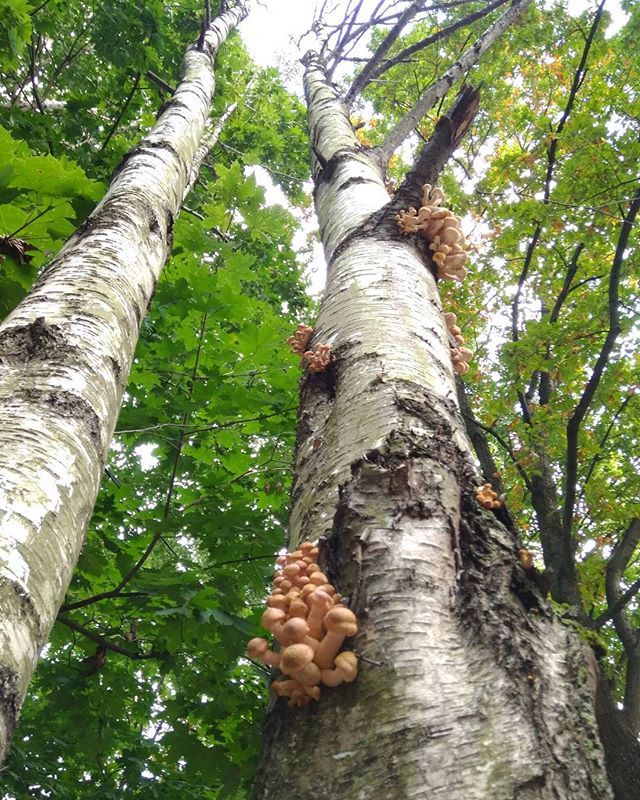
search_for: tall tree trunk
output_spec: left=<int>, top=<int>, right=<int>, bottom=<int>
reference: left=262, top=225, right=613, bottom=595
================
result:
left=252, top=54, right=613, bottom=800
left=0, top=2, right=247, bottom=764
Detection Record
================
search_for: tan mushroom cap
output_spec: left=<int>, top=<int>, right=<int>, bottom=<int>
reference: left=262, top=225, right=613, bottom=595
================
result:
left=281, top=643, right=315, bottom=675
left=324, top=606, right=358, bottom=635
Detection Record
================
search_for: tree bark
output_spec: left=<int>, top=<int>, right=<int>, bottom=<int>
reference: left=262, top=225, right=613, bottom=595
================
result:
left=252, top=53, right=613, bottom=800
left=0, top=2, right=247, bottom=764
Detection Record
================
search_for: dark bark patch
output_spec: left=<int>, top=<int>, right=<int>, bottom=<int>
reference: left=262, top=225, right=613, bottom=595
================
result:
left=108, top=356, right=122, bottom=382
left=149, top=214, right=162, bottom=237
left=301, top=357, right=337, bottom=400
left=0, top=665, right=19, bottom=751
left=19, top=388, right=103, bottom=452
left=313, top=148, right=371, bottom=189
left=337, top=175, right=381, bottom=193
left=165, top=210, right=175, bottom=249
left=0, top=318, right=69, bottom=366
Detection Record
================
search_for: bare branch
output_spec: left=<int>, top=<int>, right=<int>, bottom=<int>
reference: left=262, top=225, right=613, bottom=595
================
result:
left=146, top=70, right=176, bottom=95
left=345, top=0, right=425, bottom=104
left=57, top=614, right=162, bottom=659
left=351, top=0, right=509, bottom=101
left=376, top=0, right=532, bottom=162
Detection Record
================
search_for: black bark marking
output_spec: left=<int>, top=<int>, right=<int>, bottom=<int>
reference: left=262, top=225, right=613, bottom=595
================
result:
left=132, top=300, right=142, bottom=324
left=337, top=176, right=380, bottom=192
left=0, top=665, right=20, bottom=745
left=20, top=388, right=103, bottom=452
left=108, top=356, right=122, bottom=381
left=149, top=214, right=161, bottom=237
left=165, top=210, right=174, bottom=249
left=313, top=148, right=370, bottom=188
left=0, top=318, right=68, bottom=366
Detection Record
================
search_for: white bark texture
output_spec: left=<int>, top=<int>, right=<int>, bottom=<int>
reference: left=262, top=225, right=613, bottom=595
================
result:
left=0, top=4, right=247, bottom=762
left=252, top=56, right=613, bottom=800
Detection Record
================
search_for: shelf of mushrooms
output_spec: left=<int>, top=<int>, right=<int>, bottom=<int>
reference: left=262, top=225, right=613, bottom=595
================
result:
left=396, top=183, right=469, bottom=282
left=247, top=541, right=358, bottom=708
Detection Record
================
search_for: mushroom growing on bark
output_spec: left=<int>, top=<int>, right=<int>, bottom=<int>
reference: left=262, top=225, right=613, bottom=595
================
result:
left=314, top=607, right=358, bottom=670
left=246, top=542, right=359, bottom=706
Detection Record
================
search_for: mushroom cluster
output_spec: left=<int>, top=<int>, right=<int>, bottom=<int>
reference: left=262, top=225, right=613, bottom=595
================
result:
left=396, top=183, right=469, bottom=281
left=302, top=343, right=333, bottom=373
left=476, top=482, right=502, bottom=509
left=444, top=311, right=473, bottom=375
left=287, top=324, right=314, bottom=361
left=246, top=541, right=358, bottom=708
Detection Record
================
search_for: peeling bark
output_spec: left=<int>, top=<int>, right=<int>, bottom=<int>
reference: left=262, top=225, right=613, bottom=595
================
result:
left=0, top=3, right=247, bottom=764
left=252, top=50, right=613, bottom=800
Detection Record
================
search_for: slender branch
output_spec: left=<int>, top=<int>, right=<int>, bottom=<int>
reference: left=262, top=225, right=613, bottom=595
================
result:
left=549, top=242, right=585, bottom=324
left=542, top=0, right=605, bottom=204
left=538, top=242, right=585, bottom=406
left=146, top=70, right=176, bottom=95
left=333, top=0, right=367, bottom=63
left=345, top=0, right=425, bottom=104
left=512, top=1, right=604, bottom=419
left=60, top=591, right=148, bottom=613
left=354, top=0, right=509, bottom=100
left=100, top=72, right=142, bottom=153
left=579, top=393, right=634, bottom=499
left=459, top=409, right=532, bottom=493
left=562, top=185, right=640, bottom=536
left=57, top=614, right=161, bottom=659
left=596, top=575, right=640, bottom=628
left=376, top=0, right=532, bottom=161
left=182, top=98, right=239, bottom=205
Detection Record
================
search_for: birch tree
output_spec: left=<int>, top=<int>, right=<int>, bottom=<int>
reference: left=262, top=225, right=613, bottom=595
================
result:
left=252, top=1, right=621, bottom=797
left=0, top=0, right=248, bottom=764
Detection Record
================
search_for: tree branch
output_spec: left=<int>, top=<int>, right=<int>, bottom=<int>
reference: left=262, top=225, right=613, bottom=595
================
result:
left=352, top=0, right=509, bottom=101
left=146, top=70, right=176, bottom=95
left=100, top=72, right=141, bottom=153
left=345, top=0, right=425, bottom=104
left=604, top=519, right=640, bottom=731
left=562, top=185, right=640, bottom=537
left=392, top=83, right=481, bottom=209
left=60, top=591, right=148, bottom=613
left=57, top=614, right=162, bottom=659
left=375, top=0, right=532, bottom=162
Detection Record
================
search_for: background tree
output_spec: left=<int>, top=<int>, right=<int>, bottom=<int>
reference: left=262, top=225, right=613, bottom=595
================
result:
left=0, top=0, right=308, bottom=792
left=0, top=0, right=638, bottom=798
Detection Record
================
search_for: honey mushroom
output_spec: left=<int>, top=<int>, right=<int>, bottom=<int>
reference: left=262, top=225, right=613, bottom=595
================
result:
left=246, top=540, right=359, bottom=708
left=303, top=343, right=333, bottom=373
left=247, top=637, right=281, bottom=668
left=444, top=311, right=473, bottom=375
left=396, top=183, right=469, bottom=282
left=475, top=482, right=502, bottom=509
left=287, top=323, right=314, bottom=362
left=321, top=651, right=358, bottom=687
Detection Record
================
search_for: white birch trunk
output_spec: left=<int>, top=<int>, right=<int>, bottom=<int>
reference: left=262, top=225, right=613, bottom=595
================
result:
left=0, top=3, right=247, bottom=762
left=252, top=56, right=613, bottom=800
